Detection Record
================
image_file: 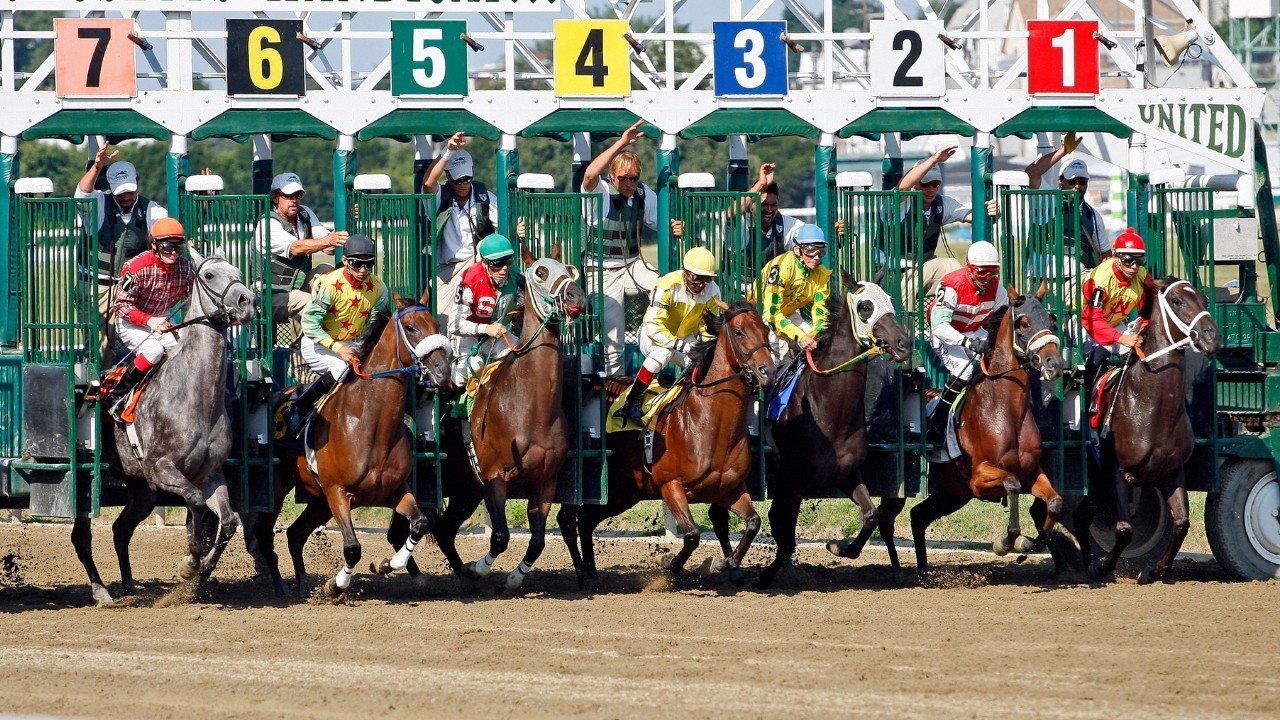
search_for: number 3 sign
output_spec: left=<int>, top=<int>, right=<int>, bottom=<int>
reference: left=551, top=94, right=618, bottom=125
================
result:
left=869, top=20, right=946, bottom=98
left=713, top=22, right=787, bottom=96
left=54, top=19, right=137, bottom=98
left=1027, top=20, right=1100, bottom=95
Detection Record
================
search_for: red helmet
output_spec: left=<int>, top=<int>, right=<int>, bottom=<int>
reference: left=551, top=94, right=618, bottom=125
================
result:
left=1114, top=227, right=1146, bottom=255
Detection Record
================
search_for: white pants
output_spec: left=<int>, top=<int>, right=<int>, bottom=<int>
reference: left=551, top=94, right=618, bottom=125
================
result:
left=434, top=259, right=475, bottom=328
left=1084, top=321, right=1136, bottom=357
left=929, top=328, right=986, bottom=382
left=638, top=329, right=693, bottom=373
left=451, top=333, right=515, bottom=386
left=116, top=318, right=178, bottom=365
left=588, top=257, right=660, bottom=376
left=300, top=336, right=350, bottom=381
left=769, top=311, right=811, bottom=363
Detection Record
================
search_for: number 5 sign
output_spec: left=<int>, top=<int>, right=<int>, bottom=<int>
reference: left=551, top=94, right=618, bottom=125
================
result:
left=54, top=19, right=136, bottom=98
left=869, top=20, right=946, bottom=98
left=391, top=20, right=468, bottom=96
left=1027, top=20, right=1100, bottom=94
left=554, top=20, right=630, bottom=97
left=713, top=22, right=787, bottom=96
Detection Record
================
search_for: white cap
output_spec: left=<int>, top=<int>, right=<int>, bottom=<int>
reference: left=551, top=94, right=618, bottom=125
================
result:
left=916, top=162, right=942, bottom=185
left=1061, top=158, right=1089, bottom=180
left=270, top=172, right=305, bottom=195
left=445, top=150, right=474, bottom=180
left=106, top=161, right=138, bottom=195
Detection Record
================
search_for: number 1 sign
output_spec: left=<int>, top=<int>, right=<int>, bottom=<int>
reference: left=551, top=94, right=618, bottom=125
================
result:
left=869, top=20, right=946, bottom=98
left=1027, top=20, right=1100, bottom=95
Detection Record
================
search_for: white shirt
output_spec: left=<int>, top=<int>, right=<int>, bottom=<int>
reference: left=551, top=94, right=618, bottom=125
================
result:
left=896, top=193, right=970, bottom=225
left=582, top=179, right=659, bottom=268
left=73, top=187, right=169, bottom=234
left=436, top=190, right=499, bottom=264
left=256, top=206, right=330, bottom=260
left=1029, top=175, right=1111, bottom=256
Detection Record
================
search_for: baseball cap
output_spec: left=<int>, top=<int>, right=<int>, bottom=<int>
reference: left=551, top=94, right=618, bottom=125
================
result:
left=445, top=150, right=474, bottom=180
left=106, top=161, right=138, bottom=195
left=270, top=172, right=305, bottom=195
left=1061, top=158, right=1089, bottom=180
left=915, top=163, right=942, bottom=185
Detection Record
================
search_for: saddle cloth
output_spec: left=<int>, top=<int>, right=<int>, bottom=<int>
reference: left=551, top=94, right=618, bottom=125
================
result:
left=924, top=385, right=970, bottom=464
left=765, top=356, right=806, bottom=423
left=604, top=376, right=684, bottom=433
left=98, top=365, right=151, bottom=425
left=1089, top=367, right=1124, bottom=430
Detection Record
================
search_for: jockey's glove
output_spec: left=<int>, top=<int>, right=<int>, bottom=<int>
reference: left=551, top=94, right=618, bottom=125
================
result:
left=964, top=335, right=989, bottom=354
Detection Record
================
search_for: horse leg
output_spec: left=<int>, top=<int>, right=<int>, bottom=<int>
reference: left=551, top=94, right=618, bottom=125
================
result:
left=658, top=482, right=701, bottom=573
left=571, top=501, right=632, bottom=591
left=249, top=470, right=295, bottom=598
left=285, top=498, right=333, bottom=597
left=111, top=481, right=157, bottom=595
left=1091, top=468, right=1134, bottom=580
left=708, top=504, right=733, bottom=558
left=718, top=491, right=761, bottom=579
left=71, top=516, right=114, bottom=607
left=910, top=492, right=970, bottom=577
left=1025, top=471, right=1066, bottom=572
left=195, top=480, right=239, bottom=578
left=556, top=504, right=587, bottom=588
left=1141, top=475, right=1190, bottom=585
left=374, top=490, right=429, bottom=576
left=469, top=479, right=511, bottom=579
left=384, top=512, right=424, bottom=579
left=758, top=491, right=799, bottom=590
left=431, top=484, right=483, bottom=579
left=833, top=483, right=880, bottom=560
left=322, top=490, right=361, bottom=598
left=504, top=484, right=556, bottom=592
left=147, top=457, right=205, bottom=508
left=877, top=497, right=908, bottom=584
left=1072, top=494, right=1097, bottom=572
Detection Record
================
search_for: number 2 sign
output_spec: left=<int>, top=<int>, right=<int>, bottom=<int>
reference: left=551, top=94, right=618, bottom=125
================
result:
left=54, top=19, right=137, bottom=98
left=1027, top=20, right=1100, bottom=94
left=869, top=20, right=946, bottom=98
left=713, top=22, right=787, bottom=96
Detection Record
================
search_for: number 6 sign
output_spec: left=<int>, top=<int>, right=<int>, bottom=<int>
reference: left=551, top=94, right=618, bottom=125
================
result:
left=713, top=22, right=787, bottom=96
left=54, top=19, right=137, bottom=98
left=1028, top=20, right=1100, bottom=95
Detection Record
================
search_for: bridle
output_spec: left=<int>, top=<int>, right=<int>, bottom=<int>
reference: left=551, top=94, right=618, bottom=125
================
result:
left=352, top=305, right=451, bottom=384
left=805, top=285, right=900, bottom=376
left=980, top=299, right=1061, bottom=379
left=694, top=311, right=772, bottom=390
left=502, top=260, right=584, bottom=354
left=1138, top=280, right=1213, bottom=364
left=193, top=255, right=250, bottom=327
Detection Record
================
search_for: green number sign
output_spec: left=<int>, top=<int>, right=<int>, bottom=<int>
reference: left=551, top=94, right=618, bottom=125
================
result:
left=391, top=20, right=469, bottom=97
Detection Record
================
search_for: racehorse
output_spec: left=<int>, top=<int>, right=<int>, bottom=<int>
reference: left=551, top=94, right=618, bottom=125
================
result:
left=73, top=248, right=257, bottom=606
left=424, top=249, right=587, bottom=592
left=558, top=299, right=777, bottom=590
left=727, top=278, right=913, bottom=589
left=1074, top=277, right=1219, bottom=583
left=908, top=283, right=1066, bottom=576
left=250, top=289, right=451, bottom=598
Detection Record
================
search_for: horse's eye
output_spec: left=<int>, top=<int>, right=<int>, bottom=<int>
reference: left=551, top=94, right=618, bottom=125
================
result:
left=734, top=328, right=745, bottom=337
left=1172, top=297, right=1183, bottom=306
left=203, top=272, right=214, bottom=280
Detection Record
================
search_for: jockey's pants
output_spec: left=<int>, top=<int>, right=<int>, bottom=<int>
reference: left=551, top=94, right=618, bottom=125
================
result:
left=768, top=311, right=811, bottom=363
left=637, top=329, right=694, bottom=375
left=928, top=328, right=986, bottom=382
left=586, top=256, right=660, bottom=377
left=300, top=336, right=350, bottom=381
left=451, top=333, right=516, bottom=387
left=116, top=318, right=178, bottom=366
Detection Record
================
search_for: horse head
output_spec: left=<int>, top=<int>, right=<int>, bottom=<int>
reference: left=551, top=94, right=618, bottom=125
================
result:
left=1006, top=281, right=1062, bottom=381
left=1152, top=277, right=1219, bottom=355
left=392, top=289, right=451, bottom=387
left=520, top=244, right=588, bottom=322
left=841, top=271, right=911, bottom=363
left=713, top=299, right=777, bottom=391
left=187, top=246, right=257, bottom=326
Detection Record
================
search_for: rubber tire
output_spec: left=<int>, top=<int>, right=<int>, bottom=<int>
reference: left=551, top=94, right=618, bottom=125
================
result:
left=1080, top=485, right=1173, bottom=573
left=1206, top=459, right=1280, bottom=581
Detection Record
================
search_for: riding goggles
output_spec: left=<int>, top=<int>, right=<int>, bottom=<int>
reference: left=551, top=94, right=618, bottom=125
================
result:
left=798, top=245, right=827, bottom=258
left=969, top=264, right=998, bottom=280
left=485, top=257, right=514, bottom=270
left=155, top=241, right=185, bottom=254
left=346, top=257, right=375, bottom=270
left=1117, top=253, right=1146, bottom=267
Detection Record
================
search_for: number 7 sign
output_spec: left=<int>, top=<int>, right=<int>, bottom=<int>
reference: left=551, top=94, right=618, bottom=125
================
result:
left=55, top=19, right=137, bottom=98
left=1027, top=20, right=1100, bottom=95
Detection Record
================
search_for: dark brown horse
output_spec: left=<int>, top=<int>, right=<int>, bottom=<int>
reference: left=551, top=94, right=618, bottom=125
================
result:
left=250, top=290, right=451, bottom=598
left=909, top=285, right=1066, bottom=576
left=728, top=279, right=913, bottom=589
left=426, top=251, right=588, bottom=592
left=558, top=300, right=777, bottom=590
left=1075, top=277, right=1219, bottom=583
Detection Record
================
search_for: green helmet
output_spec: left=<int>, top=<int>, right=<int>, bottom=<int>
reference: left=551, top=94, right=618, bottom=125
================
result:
left=477, top=234, right=515, bottom=261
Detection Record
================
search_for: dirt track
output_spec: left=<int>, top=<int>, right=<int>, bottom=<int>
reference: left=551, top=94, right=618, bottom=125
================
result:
left=1, top=520, right=1275, bottom=720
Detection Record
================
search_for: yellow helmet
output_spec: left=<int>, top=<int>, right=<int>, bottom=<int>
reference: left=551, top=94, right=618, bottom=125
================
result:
left=682, top=246, right=717, bottom=277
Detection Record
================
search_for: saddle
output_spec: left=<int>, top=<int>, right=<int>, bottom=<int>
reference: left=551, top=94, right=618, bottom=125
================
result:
left=447, top=359, right=505, bottom=419
left=765, top=355, right=806, bottom=423
left=95, top=365, right=152, bottom=425
left=1088, top=367, right=1124, bottom=430
left=924, top=385, right=971, bottom=464
left=271, top=382, right=342, bottom=445
left=604, top=374, right=687, bottom=433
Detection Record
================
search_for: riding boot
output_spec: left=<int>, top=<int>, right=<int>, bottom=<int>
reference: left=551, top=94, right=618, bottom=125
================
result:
left=101, top=365, right=147, bottom=423
left=1082, top=345, right=1111, bottom=415
left=613, top=378, right=649, bottom=424
left=926, top=376, right=967, bottom=446
left=285, top=373, right=338, bottom=437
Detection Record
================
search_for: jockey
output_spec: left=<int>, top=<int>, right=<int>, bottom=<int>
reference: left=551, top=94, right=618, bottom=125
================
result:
left=284, top=234, right=391, bottom=435
left=615, top=246, right=722, bottom=423
left=101, top=217, right=195, bottom=421
left=449, top=233, right=521, bottom=388
left=758, top=224, right=831, bottom=361
left=1081, top=227, right=1158, bottom=395
left=925, top=240, right=1009, bottom=445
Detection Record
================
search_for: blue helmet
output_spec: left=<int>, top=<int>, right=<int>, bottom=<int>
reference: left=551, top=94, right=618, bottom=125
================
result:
left=794, top=224, right=826, bottom=246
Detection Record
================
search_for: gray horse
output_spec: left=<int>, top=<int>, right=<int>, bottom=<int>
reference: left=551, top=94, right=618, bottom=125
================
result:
left=72, top=247, right=257, bottom=606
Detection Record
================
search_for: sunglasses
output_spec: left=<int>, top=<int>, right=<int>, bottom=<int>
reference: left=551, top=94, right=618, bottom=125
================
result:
left=1066, top=177, right=1089, bottom=187
left=798, top=245, right=826, bottom=258
left=451, top=176, right=473, bottom=185
left=615, top=175, right=640, bottom=183
left=485, top=258, right=513, bottom=270
left=346, top=258, right=375, bottom=270
left=1117, top=254, right=1146, bottom=267
left=683, top=271, right=712, bottom=285
left=921, top=181, right=942, bottom=189
left=155, top=241, right=184, bottom=254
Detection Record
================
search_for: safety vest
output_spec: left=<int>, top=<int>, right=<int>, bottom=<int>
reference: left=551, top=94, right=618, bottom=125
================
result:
left=1062, top=198, right=1102, bottom=268
left=98, top=195, right=156, bottom=281
left=600, top=184, right=651, bottom=258
left=902, top=194, right=946, bottom=261
left=433, top=179, right=496, bottom=246
left=269, top=208, right=315, bottom=291
left=751, top=213, right=787, bottom=261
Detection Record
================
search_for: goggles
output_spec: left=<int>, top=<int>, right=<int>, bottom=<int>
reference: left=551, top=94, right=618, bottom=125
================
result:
left=484, top=257, right=514, bottom=270
left=969, top=264, right=998, bottom=280
left=683, top=270, right=712, bottom=286
left=346, top=258, right=375, bottom=270
left=155, top=240, right=185, bottom=254
left=1117, top=253, right=1146, bottom=267
left=797, top=244, right=827, bottom=258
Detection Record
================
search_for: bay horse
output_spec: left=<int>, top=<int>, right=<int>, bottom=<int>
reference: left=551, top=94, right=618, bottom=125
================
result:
left=73, top=248, right=258, bottom=606
left=1074, top=277, right=1219, bottom=583
left=557, top=299, right=777, bottom=590
left=909, top=284, right=1066, bottom=577
left=425, top=249, right=587, bottom=592
left=730, top=278, right=913, bottom=589
left=250, top=289, right=451, bottom=598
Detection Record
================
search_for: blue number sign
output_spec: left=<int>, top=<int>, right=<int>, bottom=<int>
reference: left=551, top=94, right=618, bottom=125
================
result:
left=713, top=21, right=788, bottom=96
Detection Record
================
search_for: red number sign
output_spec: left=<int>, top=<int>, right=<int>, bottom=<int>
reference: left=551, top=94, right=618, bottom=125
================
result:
left=55, top=19, right=137, bottom=98
left=1027, top=20, right=1099, bottom=95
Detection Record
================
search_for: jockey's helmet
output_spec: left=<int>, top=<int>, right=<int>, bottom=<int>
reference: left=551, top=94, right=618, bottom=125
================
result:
left=966, top=240, right=1000, bottom=267
left=682, top=246, right=717, bottom=278
left=1114, top=227, right=1146, bottom=255
left=478, top=234, right=515, bottom=261
left=794, top=224, right=827, bottom=246
left=150, top=217, right=185, bottom=242
left=343, top=234, right=376, bottom=260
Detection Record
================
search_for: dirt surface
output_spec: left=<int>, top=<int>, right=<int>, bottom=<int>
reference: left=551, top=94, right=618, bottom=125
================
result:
left=1, top=520, right=1275, bottom=720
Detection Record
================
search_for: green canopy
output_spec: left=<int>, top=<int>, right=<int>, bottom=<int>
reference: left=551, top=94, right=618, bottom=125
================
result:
left=994, top=107, right=1132, bottom=138
left=192, top=109, right=336, bottom=142
left=356, top=109, right=499, bottom=142
left=837, top=108, right=975, bottom=139
left=679, top=108, right=819, bottom=140
left=520, top=109, right=658, bottom=141
left=21, top=110, right=168, bottom=143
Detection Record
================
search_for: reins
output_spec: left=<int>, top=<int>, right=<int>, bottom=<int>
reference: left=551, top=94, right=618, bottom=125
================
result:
left=351, top=305, right=447, bottom=383
left=805, top=344, right=883, bottom=375
left=1136, top=280, right=1212, bottom=364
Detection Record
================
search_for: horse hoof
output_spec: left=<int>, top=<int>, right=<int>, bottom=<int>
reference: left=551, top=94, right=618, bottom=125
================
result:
left=371, top=559, right=393, bottom=576
left=1086, top=562, right=1106, bottom=581
left=660, top=553, right=675, bottom=571
left=992, top=537, right=1011, bottom=557
left=90, top=584, right=115, bottom=608
left=579, top=577, right=597, bottom=592
left=826, top=539, right=859, bottom=559
left=1137, top=566, right=1161, bottom=585
left=728, top=568, right=746, bottom=588
left=272, top=581, right=289, bottom=599
left=503, top=571, right=525, bottom=592
left=1014, top=536, right=1036, bottom=554
left=470, top=559, right=493, bottom=578
left=323, top=579, right=344, bottom=598
left=711, top=557, right=731, bottom=573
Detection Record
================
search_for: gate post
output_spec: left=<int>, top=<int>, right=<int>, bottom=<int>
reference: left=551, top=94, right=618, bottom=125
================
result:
left=656, top=133, right=679, bottom=274
left=251, top=134, right=273, bottom=196
left=970, top=132, right=992, bottom=243
left=167, top=134, right=189, bottom=221
left=495, top=133, right=519, bottom=235
left=727, top=134, right=748, bottom=192
left=333, top=134, right=356, bottom=233
left=814, top=132, right=835, bottom=237
left=0, top=135, right=15, bottom=346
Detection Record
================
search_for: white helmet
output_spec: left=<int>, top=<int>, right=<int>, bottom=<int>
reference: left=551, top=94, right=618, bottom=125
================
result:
left=966, top=240, right=1000, bottom=267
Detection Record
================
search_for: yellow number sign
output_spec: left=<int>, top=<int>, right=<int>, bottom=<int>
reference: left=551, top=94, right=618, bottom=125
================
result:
left=54, top=18, right=137, bottom=98
left=554, top=20, right=630, bottom=97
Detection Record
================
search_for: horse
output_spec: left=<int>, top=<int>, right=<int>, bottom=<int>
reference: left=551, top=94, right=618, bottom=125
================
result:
left=557, top=299, right=777, bottom=590
left=72, top=247, right=258, bottom=606
left=1074, top=277, right=1219, bottom=583
left=726, top=278, right=914, bottom=589
left=422, top=249, right=587, bottom=592
left=249, top=289, right=451, bottom=598
left=908, top=283, right=1066, bottom=577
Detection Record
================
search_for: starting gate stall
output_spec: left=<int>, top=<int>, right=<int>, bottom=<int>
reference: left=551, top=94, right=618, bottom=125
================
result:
left=350, top=178, right=447, bottom=507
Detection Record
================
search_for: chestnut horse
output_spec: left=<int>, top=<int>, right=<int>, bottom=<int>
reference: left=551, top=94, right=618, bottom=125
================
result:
left=1074, top=277, right=1219, bottom=583
left=724, top=279, right=914, bottom=589
left=558, top=300, right=777, bottom=590
left=425, top=250, right=588, bottom=592
left=250, top=290, right=451, bottom=598
left=909, top=284, right=1066, bottom=576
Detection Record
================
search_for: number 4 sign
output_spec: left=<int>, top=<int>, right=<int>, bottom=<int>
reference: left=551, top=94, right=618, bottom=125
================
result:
left=1028, top=20, right=1100, bottom=95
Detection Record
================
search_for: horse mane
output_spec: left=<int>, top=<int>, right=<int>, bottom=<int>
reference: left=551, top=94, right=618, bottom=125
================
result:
left=352, top=311, right=392, bottom=361
left=981, top=304, right=1011, bottom=337
left=1140, top=275, right=1179, bottom=321
left=812, top=291, right=849, bottom=354
left=681, top=299, right=756, bottom=384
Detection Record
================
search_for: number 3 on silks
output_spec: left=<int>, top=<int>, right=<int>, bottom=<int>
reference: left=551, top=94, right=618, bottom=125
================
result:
left=554, top=20, right=630, bottom=97
left=713, top=22, right=788, bottom=96
left=226, top=19, right=306, bottom=96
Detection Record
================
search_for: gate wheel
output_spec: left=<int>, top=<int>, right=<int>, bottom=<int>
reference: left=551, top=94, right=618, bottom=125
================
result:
left=1206, top=459, right=1280, bottom=581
